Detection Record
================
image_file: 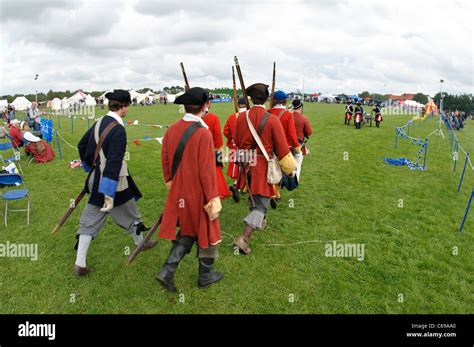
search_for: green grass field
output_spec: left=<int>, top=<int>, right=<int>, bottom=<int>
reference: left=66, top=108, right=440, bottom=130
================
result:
left=0, top=102, right=473, bottom=314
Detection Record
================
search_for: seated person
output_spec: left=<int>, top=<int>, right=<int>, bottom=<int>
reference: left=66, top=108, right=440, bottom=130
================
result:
left=23, top=132, right=56, bottom=163
left=8, top=119, right=23, bottom=148
left=27, top=102, right=43, bottom=131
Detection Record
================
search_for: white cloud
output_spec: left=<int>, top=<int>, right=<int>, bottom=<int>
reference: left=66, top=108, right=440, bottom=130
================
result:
left=0, top=0, right=472, bottom=96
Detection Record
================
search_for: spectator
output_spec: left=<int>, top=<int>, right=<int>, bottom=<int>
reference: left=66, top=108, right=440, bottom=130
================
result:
left=7, top=104, right=15, bottom=120
left=8, top=119, right=23, bottom=148
left=23, top=132, right=56, bottom=163
left=27, top=102, right=43, bottom=131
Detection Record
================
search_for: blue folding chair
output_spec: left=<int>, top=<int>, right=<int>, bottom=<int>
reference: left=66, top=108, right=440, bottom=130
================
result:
left=0, top=136, right=23, bottom=173
left=0, top=174, right=30, bottom=226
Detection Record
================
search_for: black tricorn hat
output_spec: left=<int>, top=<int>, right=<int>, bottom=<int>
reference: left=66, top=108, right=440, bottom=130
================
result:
left=174, top=87, right=209, bottom=105
left=105, top=90, right=131, bottom=104
left=292, top=99, right=303, bottom=110
left=246, top=83, right=269, bottom=100
left=237, top=97, right=246, bottom=105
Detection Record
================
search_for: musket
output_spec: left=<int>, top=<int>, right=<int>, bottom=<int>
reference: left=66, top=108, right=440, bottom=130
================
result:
left=128, top=214, right=162, bottom=264
left=51, top=191, right=86, bottom=234
left=180, top=62, right=190, bottom=91
left=51, top=121, right=118, bottom=234
left=269, top=62, right=276, bottom=108
left=233, top=56, right=250, bottom=110
left=232, top=66, right=238, bottom=113
left=233, top=56, right=257, bottom=206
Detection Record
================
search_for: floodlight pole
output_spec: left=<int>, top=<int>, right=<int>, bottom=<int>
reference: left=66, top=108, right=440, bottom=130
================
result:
left=439, top=79, right=444, bottom=114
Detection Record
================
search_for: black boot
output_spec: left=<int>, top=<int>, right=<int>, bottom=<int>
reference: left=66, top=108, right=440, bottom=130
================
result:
left=198, top=258, right=224, bottom=289
left=156, top=242, right=189, bottom=292
left=229, top=184, right=240, bottom=203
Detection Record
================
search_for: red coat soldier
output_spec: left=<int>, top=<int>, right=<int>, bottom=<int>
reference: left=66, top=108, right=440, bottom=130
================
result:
left=292, top=99, right=313, bottom=182
left=202, top=102, right=231, bottom=199
left=223, top=97, right=247, bottom=202
left=344, top=101, right=353, bottom=125
left=157, top=87, right=224, bottom=292
left=233, top=83, right=296, bottom=255
left=268, top=90, right=301, bottom=206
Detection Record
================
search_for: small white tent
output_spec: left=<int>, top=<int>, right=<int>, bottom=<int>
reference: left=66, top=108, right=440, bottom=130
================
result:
left=61, top=97, right=70, bottom=109
left=167, top=92, right=184, bottom=103
left=99, top=91, right=112, bottom=105
left=318, top=94, right=336, bottom=102
left=85, top=94, right=97, bottom=106
left=68, top=90, right=87, bottom=103
left=51, top=98, right=62, bottom=110
left=11, top=96, right=32, bottom=111
left=0, top=100, right=8, bottom=111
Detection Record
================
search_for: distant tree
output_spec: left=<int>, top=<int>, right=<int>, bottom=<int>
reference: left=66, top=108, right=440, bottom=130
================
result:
left=359, top=91, right=370, bottom=99
left=413, top=93, right=428, bottom=104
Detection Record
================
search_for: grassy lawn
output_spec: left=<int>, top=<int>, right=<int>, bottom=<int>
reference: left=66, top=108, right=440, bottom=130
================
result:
left=0, top=102, right=472, bottom=314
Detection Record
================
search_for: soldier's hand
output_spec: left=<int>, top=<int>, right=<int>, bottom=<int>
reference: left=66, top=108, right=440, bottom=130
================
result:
left=100, top=195, right=114, bottom=212
left=165, top=180, right=172, bottom=190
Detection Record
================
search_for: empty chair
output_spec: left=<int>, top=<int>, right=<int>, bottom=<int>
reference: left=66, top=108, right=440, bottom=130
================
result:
left=0, top=173, right=30, bottom=226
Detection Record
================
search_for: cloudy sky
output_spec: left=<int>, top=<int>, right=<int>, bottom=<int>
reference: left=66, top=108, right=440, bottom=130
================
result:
left=0, top=0, right=472, bottom=96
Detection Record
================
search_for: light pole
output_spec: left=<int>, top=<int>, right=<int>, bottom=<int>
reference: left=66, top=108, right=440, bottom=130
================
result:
left=34, top=74, right=39, bottom=103
left=439, top=79, right=444, bottom=114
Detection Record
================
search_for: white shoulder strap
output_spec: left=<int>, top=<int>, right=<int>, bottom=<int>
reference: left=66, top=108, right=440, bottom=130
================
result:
left=246, top=111, right=270, bottom=162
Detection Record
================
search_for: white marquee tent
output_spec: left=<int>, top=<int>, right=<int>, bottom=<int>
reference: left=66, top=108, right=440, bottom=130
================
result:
left=85, top=94, right=97, bottom=106
left=318, top=94, right=336, bottom=102
left=11, top=96, right=32, bottom=111
left=68, top=90, right=87, bottom=103
left=51, top=98, right=62, bottom=111
left=0, top=99, right=8, bottom=111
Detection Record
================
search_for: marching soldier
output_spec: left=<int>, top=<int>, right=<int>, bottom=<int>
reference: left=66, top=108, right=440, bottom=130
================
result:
left=354, top=102, right=364, bottom=129
left=268, top=90, right=301, bottom=206
left=344, top=101, right=353, bottom=125
left=157, top=87, right=223, bottom=292
left=74, top=90, right=157, bottom=276
left=373, top=104, right=383, bottom=128
left=233, top=83, right=296, bottom=255
left=291, top=99, right=313, bottom=182
left=224, top=97, right=247, bottom=202
left=202, top=101, right=231, bottom=199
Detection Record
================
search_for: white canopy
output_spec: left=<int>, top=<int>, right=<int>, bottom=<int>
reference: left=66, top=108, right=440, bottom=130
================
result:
left=167, top=92, right=184, bottom=103
left=61, top=97, right=70, bottom=109
left=11, top=96, right=32, bottom=111
left=85, top=94, right=97, bottom=106
left=403, top=100, right=425, bottom=108
left=318, top=94, right=336, bottom=102
left=0, top=99, right=8, bottom=110
left=51, top=98, right=62, bottom=110
left=68, top=90, right=87, bottom=102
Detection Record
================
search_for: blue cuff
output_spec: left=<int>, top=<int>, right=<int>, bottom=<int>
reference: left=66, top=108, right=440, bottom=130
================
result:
left=82, top=162, right=91, bottom=173
left=98, top=177, right=118, bottom=198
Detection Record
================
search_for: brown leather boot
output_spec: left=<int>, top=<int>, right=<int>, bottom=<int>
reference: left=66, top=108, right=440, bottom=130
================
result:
left=234, top=225, right=254, bottom=255
left=73, top=265, right=93, bottom=277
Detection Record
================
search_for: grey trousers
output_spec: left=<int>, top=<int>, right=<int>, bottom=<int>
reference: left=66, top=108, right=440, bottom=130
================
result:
left=174, top=233, right=219, bottom=259
left=76, top=199, right=142, bottom=239
left=243, top=194, right=270, bottom=230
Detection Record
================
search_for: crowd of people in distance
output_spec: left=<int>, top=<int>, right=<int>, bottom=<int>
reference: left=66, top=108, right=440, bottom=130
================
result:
left=1, top=102, right=56, bottom=164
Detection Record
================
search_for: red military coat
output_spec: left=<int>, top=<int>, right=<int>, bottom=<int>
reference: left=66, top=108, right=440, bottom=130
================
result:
left=293, top=112, right=313, bottom=143
left=202, top=112, right=223, bottom=149
left=159, top=119, right=221, bottom=248
left=269, top=107, right=299, bottom=149
left=25, top=140, right=56, bottom=163
left=203, top=112, right=231, bottom=198
left=223, top=112, right=242, bottom=179
left=234, top=106, right=290, bottom=197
